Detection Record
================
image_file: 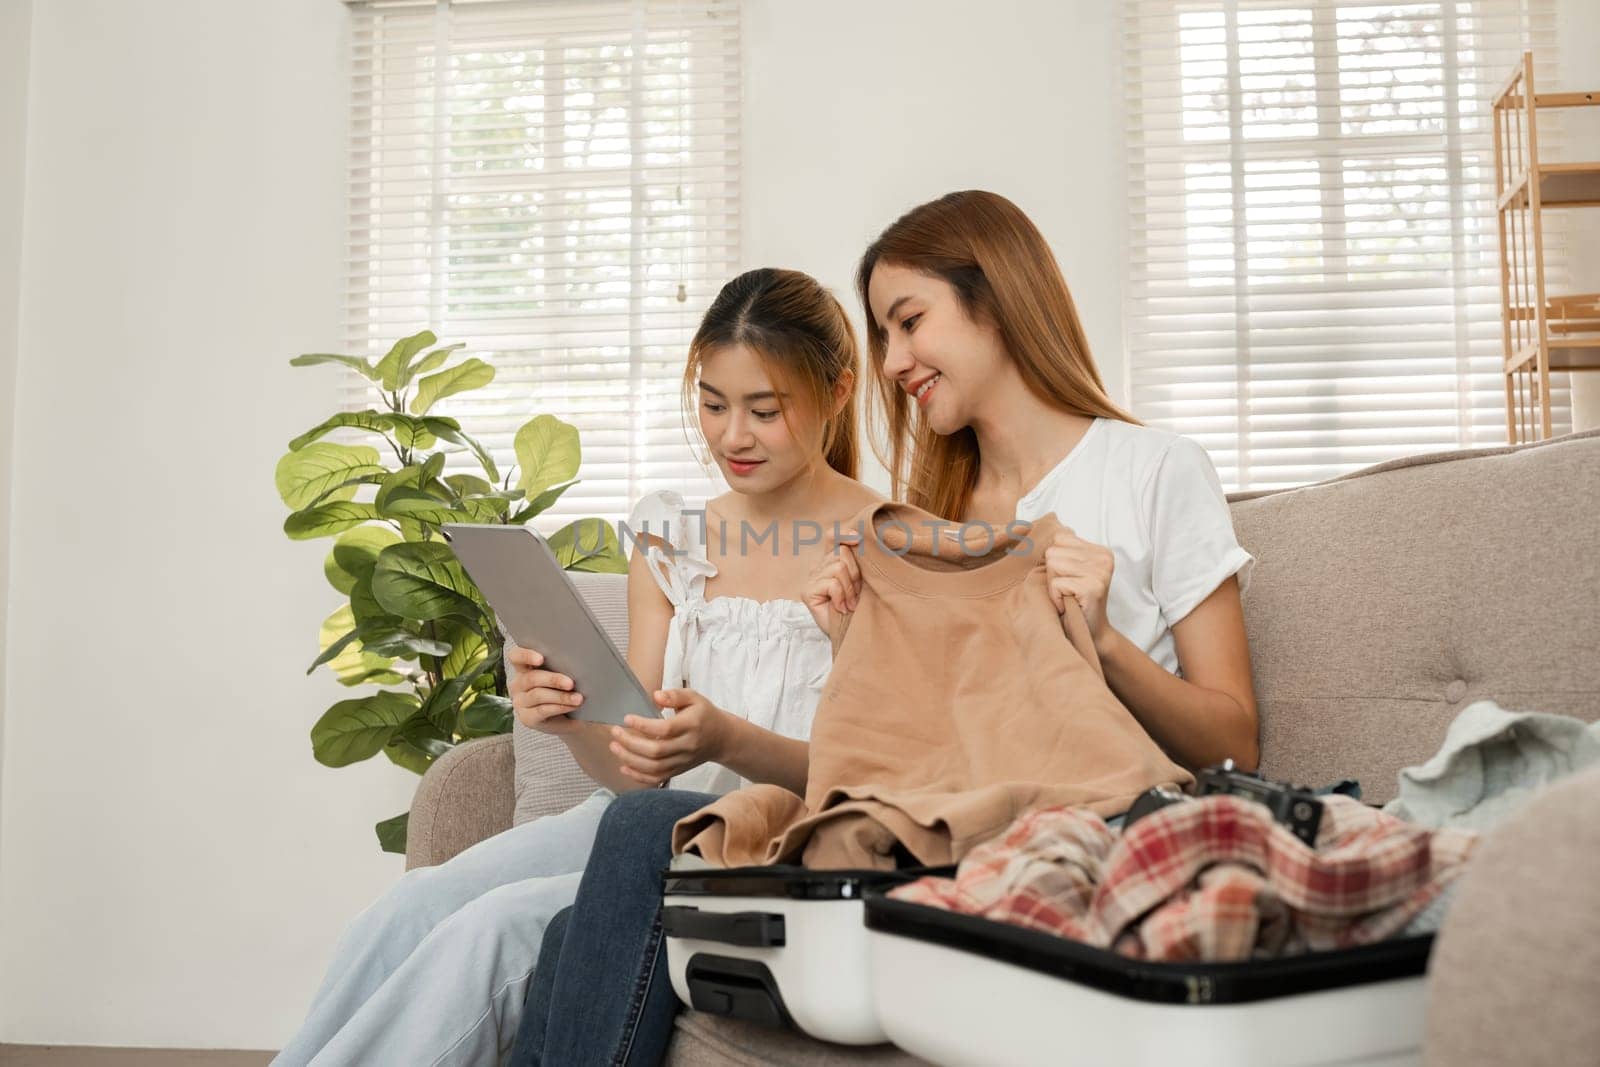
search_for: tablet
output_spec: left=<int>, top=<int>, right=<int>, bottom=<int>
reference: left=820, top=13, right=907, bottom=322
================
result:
left=441, top=523, right=661, bottom=726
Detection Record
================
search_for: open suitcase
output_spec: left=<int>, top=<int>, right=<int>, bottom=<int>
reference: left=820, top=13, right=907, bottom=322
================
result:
left=660, top=862, right=950, bottom=1045
left=863, top=889, right=1433, bottom=1067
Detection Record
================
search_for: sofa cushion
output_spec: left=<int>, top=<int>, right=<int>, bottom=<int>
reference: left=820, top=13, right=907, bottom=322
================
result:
left=1424, top=764, right=1600, bottom=1066
left=507, top=570, right=624, bottom=825
left=1226, top=429, right=1600, bottom=803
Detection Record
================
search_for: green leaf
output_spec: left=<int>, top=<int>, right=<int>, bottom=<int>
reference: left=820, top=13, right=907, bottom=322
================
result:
left=460, top=692, right=514, bottom=737
left=275, top=443, right=385, bottom=510
left=420, top=656, right=497, bottom=732
left=375, top=329, right=436, bottom=392
left=317, top=605, right=399, bottom=684
left=374, top=454, right=448, bottom=512
left=460, top=497, right=509, bottom=523
left=384, top=741, right=435, bottom=776
left=547, top=518, right=628, bottom=574
left=438, top=621, right=491, bottom=683
left=375, top=465, right=426, bottom=513
left=445, top=474, right=495, bottom=499
left=303, top=472, right=387, bottom=511
left=349, top=574, right=398, bottom=628
left=371, top=542, right=485, bottom=623
left=385, top=413, right=435, bottom=451
left=424, top=418, right=499, bottom=483
left=288, top=410, right=400, bottom=452
left=517, top=479, right=579, bottom=522
left=284, top=501, right=383, bottom=541
left=325, top=525, right=402, bottom=595
left=411, top=357, right=495, bottom=415
left=308, top=619, right=382, bottom=674
left=340, top=666, right=410, bottom=687
left=408, top=343, right=466, bottom=383
left=514, top=415, right=581, bottom=499
left=310, top=691, right=419, bottom=767
left=380, top=487, right=475, bottom=527
left=363, top=629, right=453, bottom=660
left=376, top=812, right=409, bottom=854
left=398, top=716, right=453, bottom=757
left=291, top=352, right=378, bottom=381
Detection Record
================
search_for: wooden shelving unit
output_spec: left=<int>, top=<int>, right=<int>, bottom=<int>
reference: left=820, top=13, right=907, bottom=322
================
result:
left=1493, top=52, right=1600, bottom=442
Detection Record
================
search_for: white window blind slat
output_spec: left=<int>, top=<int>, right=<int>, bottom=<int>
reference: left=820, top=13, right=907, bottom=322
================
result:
left=1124, top=0, right=1569, bottom=491
left=344, top=0, right=738, bottom=525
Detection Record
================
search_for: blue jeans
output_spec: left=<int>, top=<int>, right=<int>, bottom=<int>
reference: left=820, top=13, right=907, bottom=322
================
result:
left=509, top=788, right=717, bottom=1067
left=274, top=789, right=613, bottom=1067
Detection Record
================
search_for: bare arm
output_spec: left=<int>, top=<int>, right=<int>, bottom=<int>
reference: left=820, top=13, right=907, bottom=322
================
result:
left=1098, top=575, right=1259, bottom=772
left=715, top=719, right=809, bottom=796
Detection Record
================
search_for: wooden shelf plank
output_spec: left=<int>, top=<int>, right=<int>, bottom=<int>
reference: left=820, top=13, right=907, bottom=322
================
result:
left=1548, top=340, right=1600, bottom=371
left=1536, top=163, right=1600, bottom=207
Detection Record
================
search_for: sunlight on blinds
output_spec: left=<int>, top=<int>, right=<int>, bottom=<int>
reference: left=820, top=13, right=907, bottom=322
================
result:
left=345, top=0, right=738, bottom=522
left=1124, top=0, right=1563, bottom=490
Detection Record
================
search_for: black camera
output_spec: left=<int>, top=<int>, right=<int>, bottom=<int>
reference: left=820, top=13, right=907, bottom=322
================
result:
left=1122, top=760, right=1324, bottom=848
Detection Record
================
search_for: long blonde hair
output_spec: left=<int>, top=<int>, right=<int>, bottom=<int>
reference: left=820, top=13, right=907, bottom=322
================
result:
left=684, top=268, right=859, bottom=478
left=856, top=190, right=1138, bottom=519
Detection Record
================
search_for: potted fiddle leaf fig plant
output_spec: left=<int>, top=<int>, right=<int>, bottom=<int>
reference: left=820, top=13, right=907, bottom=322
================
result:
left=277, top=329, right=627, bottom=853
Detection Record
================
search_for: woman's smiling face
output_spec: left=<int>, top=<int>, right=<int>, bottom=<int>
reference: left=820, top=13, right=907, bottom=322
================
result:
left=866, top=261, right=1009, bottom=436
left=696, top=343, right=821, bottom=492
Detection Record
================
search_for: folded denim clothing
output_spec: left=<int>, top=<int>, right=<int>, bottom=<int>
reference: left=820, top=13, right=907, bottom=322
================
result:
left=1384, top=699, right=1600, bottom=833
left=890, top=793, right=1478, bottom=961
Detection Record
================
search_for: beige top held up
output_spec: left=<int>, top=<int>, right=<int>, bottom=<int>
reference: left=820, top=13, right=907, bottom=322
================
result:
left=673, top=499, right=1194, bottom=870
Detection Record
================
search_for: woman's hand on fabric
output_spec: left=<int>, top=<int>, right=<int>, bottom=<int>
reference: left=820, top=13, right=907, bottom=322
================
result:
left=803, top=529, right=863, bottom=634
left=507, top=643, right=586, bottom=736
left=608, top=688, right=735, bottom=786
left=1044, top=528, right=1117, bottom=655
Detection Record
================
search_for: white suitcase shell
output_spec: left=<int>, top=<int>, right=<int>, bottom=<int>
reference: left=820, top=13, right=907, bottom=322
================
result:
left=864, top=891, right=1432, bottom=1067
left=661, top=864, right=943, bottom=1045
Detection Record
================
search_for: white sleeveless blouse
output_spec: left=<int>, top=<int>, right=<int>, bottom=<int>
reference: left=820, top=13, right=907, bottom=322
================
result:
left=627, top=489, right=833, bottom=795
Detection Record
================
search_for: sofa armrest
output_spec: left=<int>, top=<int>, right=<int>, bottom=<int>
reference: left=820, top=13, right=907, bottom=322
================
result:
left=1425, top=764, right=1600, bottom=1066
left=406, top=734, right=516, bottom=870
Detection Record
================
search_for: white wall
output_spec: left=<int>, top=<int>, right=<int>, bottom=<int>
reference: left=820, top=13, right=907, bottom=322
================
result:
left=741, top=0, right=1128, bottom=492
left=0, top=0, right=417, bottom=1050
left=0, top=0, right=33, bottom=889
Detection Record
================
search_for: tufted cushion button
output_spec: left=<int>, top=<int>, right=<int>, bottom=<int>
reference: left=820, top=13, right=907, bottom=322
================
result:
left=1445, top=679, right=1468, bottom=703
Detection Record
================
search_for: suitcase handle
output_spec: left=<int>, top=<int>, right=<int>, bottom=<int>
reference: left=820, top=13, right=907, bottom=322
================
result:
left=684, top=954, right=794, bottom=1028
left=661, top=905, right=787, bottom=947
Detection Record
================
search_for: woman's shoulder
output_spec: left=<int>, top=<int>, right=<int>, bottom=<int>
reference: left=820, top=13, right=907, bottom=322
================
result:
left=1092, top=419, right=1212, bottom=486
left=627, top=489, right=708, bottom=554
left=834, top=480, right=887, bottom=519
left=1094, top=417, right=1184, bottom=457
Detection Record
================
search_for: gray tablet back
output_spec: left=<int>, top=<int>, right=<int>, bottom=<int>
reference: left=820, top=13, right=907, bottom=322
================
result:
left=442, top=524, right=660, bottom=725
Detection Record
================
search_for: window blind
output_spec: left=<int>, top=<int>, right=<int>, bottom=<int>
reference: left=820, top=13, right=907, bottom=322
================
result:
left=1122, top=0, right=1564, bottom=491
left=344, top=0, right=738, bottom=524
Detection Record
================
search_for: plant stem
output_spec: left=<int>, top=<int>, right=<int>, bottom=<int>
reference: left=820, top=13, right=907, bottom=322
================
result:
left=424, top=619, right=443, bottom=691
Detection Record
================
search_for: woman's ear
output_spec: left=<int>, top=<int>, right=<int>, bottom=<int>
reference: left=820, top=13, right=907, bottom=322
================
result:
left=832, top=370, right=855, bottom=416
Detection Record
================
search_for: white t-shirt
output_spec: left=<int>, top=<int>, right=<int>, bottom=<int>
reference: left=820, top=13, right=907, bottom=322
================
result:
left=1013, top=418, right=1253, bottom=678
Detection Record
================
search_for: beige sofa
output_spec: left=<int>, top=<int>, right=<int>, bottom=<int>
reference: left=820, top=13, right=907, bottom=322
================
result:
left=408, top=429, right=1600, bottom=1066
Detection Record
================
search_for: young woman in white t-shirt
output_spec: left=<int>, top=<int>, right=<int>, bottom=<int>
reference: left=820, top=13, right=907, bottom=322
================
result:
left=821, top=187, right=1258, bottom=771
left=513, top=191, right=1259, bottom=1067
